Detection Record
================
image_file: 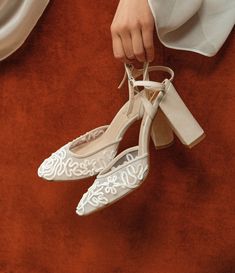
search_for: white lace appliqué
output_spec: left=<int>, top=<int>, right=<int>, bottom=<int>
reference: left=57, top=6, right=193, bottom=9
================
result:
left=76, top=153, right=148, bottom=215
left=38, top=126, right=116, bottom=180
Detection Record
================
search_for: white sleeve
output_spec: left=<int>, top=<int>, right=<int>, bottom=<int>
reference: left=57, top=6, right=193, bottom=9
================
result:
left=148, top=0, right=235, bottom=56
left=0, top=0, right=49, bottom=61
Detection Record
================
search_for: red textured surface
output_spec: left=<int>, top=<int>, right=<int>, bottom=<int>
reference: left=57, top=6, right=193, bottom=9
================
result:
left=0, top=1, right=234, bottom=273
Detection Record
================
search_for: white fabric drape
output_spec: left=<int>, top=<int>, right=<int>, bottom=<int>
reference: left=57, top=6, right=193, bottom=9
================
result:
left=148, top=0, right=235, bottom=56
left=0, top=0, right=234, bottom=60
left=0, top=0, right=49, bottom=61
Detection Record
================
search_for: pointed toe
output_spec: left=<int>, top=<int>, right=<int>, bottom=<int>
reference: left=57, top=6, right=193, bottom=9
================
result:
left=37, top=126, right=118, bottom=181
left=37, top=157, right=57, bottom=181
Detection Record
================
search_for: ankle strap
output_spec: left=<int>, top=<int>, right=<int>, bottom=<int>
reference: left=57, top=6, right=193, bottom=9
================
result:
left=118, top=63, right=174, bottom=89
left=118, top=62, right=174, bottom=116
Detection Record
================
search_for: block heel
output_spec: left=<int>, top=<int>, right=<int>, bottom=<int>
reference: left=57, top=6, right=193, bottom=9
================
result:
left=159, top=80, right=205, bottom=148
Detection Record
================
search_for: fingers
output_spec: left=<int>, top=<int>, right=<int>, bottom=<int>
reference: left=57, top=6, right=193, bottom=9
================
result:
left=120, top=31, right=135, bottom=61
left=142, top=22, right=155, bottom=62
left=112, top=34, right=127, bottom=63
left=111, top=23, right=155, bottom=63
left=111, top=28, right=135, bottom=64
left=110, top=0, right=155, bottom=63
left=131, top=28, right=146, bottom=62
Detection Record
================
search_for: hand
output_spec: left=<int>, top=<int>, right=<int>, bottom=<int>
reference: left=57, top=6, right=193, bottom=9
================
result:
left=110, top=0, right=155, bottom=63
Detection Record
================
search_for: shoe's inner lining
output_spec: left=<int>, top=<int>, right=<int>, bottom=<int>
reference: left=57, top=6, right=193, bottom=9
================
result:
left=110, top=150, right=138, bottom=172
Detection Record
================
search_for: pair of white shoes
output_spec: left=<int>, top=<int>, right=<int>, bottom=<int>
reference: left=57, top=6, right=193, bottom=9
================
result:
left=38, top=63, right=205, bottom=216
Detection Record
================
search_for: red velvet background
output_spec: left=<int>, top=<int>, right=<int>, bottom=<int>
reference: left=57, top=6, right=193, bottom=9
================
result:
left=0, top=1, right=234, bottom=273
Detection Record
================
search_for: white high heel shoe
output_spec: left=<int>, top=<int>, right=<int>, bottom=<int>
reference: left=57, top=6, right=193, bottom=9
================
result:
left=37, top=64, right=173, bottom=181
left=76, top=63, right=205, bottom=216
left=0, top=0, right=49, bottom=60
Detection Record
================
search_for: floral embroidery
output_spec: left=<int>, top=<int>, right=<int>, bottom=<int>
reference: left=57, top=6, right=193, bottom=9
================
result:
left=38, top=147, right=116, bottom=180
left=104, top=175, right=118, bottom=194
left=76, top=154, right=148, bottom=215
left=38, top=126, right=117, bottom=180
